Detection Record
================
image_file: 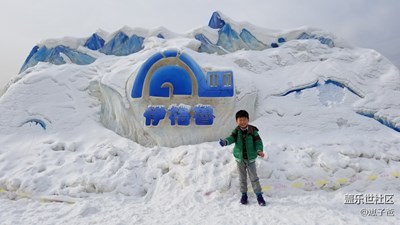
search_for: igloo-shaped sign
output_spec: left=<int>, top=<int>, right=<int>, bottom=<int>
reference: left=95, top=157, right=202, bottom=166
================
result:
left=130, top=49, right=234, bottom=127
left=131, top=49, right=233, bottom=99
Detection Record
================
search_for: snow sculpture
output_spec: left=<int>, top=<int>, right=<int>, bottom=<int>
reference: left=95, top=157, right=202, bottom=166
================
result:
left=130, top=49, right=233, bottom=129
left=101, top=48, right=242, bottom=146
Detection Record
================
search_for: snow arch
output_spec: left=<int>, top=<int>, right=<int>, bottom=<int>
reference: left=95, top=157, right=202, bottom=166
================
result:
left=131, top=49, right=204, bottom=98
left=130, top=49, right=233, bottom=99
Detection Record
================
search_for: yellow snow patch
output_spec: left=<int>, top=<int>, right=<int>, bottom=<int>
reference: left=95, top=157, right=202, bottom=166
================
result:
left=16, top=190, right=31, bottom=198
left=391, top=171, right=400, bottom=178
left=291, top=182, right=303, bottom=188
left=336, top=178, right=348, bottom=185
left=262, top=185, right=272, bottom=192
left=315, top=179, right=328, bottom=188
left=40, top=197, right=75, bottom=204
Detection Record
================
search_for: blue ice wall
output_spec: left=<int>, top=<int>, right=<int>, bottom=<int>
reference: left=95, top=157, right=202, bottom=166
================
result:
left=357, top=111, right=400, bottom=132
left=19, top=12, right=338, bottom=73
left=195, top=34, right=226, bottom=54
left=281, top=81, right=320, bottom=96
left=100, top=32, right=144, bottom=56
left=20, top=46, right=40, bottom=72
left=281, top=79, right=361, bottom=97
left=240, top=29, right=267, bottom=50
left=208, top=11, right=225, bottom=29
left=217, top=24, right=248, bottom=52
left=298, top=32, right=334, bottom=47
left=20, top=45, right=96, bottom=73
left=84, top=33, right=105, bottom=50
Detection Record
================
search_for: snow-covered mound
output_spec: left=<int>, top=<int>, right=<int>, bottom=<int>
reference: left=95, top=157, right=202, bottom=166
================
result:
left=0, top=11, right=399, bottom=224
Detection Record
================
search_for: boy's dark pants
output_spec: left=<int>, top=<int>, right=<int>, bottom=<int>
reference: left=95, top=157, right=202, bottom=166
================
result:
left=237, top=159, right=262, bottom=193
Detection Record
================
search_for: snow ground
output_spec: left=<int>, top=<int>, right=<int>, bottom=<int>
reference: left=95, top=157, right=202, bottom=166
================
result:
left=1, top=190, right=399, bottom=225
left=1, top=20, right=400, bottom=224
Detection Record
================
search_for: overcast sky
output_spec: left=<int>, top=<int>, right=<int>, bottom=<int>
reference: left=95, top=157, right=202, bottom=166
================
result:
left=1, top=0, right=399, bottom=89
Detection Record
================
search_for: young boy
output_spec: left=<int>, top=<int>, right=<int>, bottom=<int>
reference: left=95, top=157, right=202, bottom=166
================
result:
left=219, top=110, right=266, bottom=206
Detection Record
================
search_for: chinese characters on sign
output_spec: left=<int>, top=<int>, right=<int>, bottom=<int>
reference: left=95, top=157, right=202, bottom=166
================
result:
left=144, top=104, right=215, bottom=126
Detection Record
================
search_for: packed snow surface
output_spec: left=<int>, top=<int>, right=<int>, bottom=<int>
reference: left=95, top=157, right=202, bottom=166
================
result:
left=0, top=12, right=399, bottom=224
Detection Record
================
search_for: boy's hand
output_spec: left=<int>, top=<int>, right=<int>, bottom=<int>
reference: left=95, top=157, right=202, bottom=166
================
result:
left=258, top=152, right=265, bottom=158
left=219, top=139, right=227, bottom=147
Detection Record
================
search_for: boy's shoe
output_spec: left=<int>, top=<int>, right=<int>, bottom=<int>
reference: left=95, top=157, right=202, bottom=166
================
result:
left=257, top=194, right=266, bottom=206
left=240, top=193, right=248, bottom=205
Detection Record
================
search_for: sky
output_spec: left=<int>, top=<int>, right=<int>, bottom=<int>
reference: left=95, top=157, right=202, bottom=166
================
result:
left=0, top=0, right=399, bottom=89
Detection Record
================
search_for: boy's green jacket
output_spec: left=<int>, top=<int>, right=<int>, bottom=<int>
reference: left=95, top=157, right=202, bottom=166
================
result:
left=225, top=125, right=263, bottom=163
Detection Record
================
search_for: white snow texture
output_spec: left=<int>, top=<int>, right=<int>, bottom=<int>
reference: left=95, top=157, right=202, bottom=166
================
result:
left=0, top=13, right=399, bottom=225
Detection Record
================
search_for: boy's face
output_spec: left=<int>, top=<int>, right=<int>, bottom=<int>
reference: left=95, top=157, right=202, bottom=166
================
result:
left=236, top=117, right=249, bottom=128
